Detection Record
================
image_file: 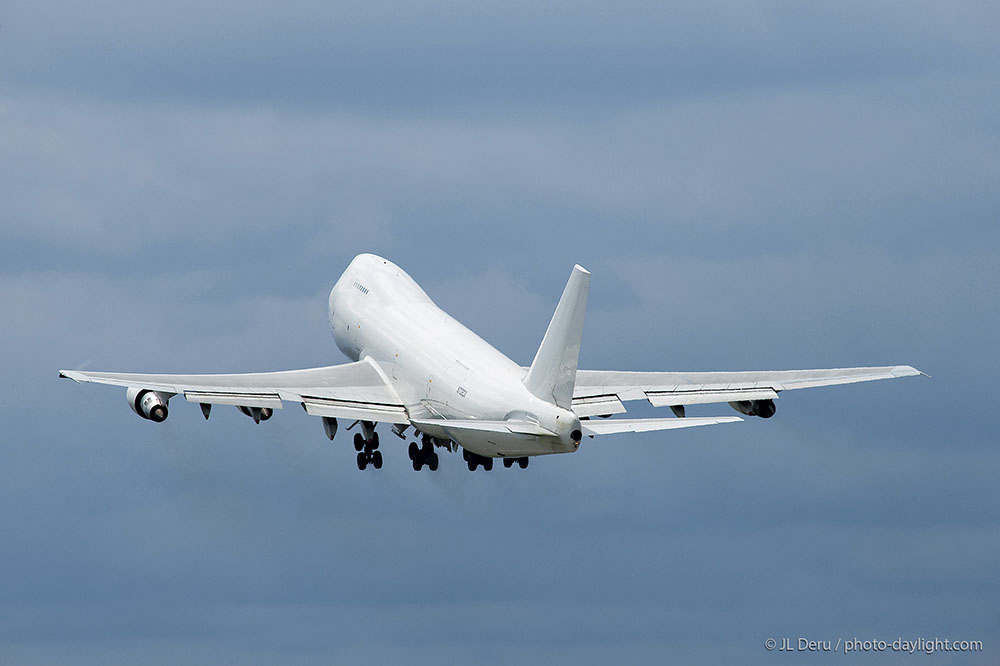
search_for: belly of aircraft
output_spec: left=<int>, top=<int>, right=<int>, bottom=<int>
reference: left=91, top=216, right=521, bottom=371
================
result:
left=410, top=418, right=568, bottom=458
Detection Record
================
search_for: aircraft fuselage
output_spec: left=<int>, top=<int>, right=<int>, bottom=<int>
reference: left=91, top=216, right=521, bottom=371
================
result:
left=328, top=254, right=581, bottom=457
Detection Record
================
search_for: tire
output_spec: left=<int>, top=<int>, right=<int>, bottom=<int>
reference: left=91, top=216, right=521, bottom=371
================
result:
left=353, top=433, right=364, bottom=452
left=372, top=450, right=383, bottom=469
left=372, top=432, right=380, bottom=449
left=413, top=458, right=423, bottom=471
left=356, top=452, right=367, bottom=470
left=483, top=458, right=493, bottom=471
left=518, top=457, right=528, bottom=469
left=467, top=459, right=477, bottom=471
left=428, top=453, right=439, bottom=471
left=408, top=442, right=418, bottom=460
left=503, top=458, right=514, bottom=468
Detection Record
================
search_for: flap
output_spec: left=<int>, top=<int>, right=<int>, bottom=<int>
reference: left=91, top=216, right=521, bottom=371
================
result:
left=184, top=391, right=283, bottom=409
left=572, top=394, right=627, bottom=417
left=645, top=388, right=778, bottom=407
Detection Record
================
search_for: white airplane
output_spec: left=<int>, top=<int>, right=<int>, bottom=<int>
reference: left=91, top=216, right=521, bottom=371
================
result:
left=60, top=253, right=923, bottom=472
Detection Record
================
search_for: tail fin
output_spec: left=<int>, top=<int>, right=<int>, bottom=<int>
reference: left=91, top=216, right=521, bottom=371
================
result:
left=523, top=264, right=590, bottom=408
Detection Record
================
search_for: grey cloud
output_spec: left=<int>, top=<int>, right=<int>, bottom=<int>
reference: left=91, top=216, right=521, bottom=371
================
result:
left=4, top=1, right=997, bottom=111
left=1, top=1, right=999, bottom=663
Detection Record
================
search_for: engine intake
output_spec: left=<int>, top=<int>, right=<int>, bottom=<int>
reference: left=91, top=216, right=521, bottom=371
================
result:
left=729, top=399, right=776, bottom=419
left=127, top=387, right=170, bottom=422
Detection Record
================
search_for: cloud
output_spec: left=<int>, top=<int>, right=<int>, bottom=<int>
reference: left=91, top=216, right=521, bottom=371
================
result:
left=5, top=1, right=998, bottom=111
left=1, top=1, right=999, bottom=663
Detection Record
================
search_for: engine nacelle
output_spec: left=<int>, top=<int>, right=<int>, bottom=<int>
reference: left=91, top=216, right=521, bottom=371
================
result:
left=729, top=399, right=776, bottom=419
left=127, top=387, right=170, bottom=422
left=237, top=405, right=273, bottom=423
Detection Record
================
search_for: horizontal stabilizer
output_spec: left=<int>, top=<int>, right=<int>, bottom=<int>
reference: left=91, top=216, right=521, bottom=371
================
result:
left=581, top=416, right=741, bottom=436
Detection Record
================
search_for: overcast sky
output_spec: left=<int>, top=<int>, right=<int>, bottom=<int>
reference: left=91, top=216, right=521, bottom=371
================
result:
left=1, top=1, right=998, bottom=664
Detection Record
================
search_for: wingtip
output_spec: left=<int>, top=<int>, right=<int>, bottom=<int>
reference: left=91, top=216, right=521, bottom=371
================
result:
left=573, top=264, right=591, bottom=276
left=58, top=370, right=79, bottom=383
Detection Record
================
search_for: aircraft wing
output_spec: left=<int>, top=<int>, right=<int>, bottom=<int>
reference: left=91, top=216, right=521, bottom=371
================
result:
left=59, top=357, right=409, bottom=423
left=572, top=365, right=923, bottom=416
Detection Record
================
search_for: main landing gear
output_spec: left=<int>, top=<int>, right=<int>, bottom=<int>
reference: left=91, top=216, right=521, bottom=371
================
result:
left=408, top=435, right=439, bottom=471
left=463, top=449, right=492, bottom=471
left=463, top=449, right=529, bottom=471
left=502, top=456, right=529, bottom=469
left=354, top=421, right=382, bottom=470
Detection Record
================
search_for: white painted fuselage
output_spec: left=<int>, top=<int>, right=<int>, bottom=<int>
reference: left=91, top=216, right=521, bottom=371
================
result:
left=328, top=254, right=581, bottom=457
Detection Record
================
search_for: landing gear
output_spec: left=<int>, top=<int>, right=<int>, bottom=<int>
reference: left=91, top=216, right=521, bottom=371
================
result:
left=356, top=444, right=383, bottom=470
left=463, top=448, right=496, bottom=472
left=354, top=423, right=382, bottom=470
left=408, top=435, right=439, bottom=471
left=502, top=456, right=529, bottom=469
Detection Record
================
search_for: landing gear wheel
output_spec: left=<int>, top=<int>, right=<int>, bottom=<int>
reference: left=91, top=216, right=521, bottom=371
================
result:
left=518, top=457, right=528, bottom=469
left=408, top=442, right=418, bottom=460
left=372, top=450, right=383, bottom=469
left=428, top=453, right=439, bottom=471
left=356, top=452, right=368, bottom=470
left=413, top=458, right=423, bottom=471
left=483, top=458, right=493, bottom=471
left=372, top=432, right=380, bottom=448
left=503, top=458, right=514, bottom=468
left=353, top=433, right=364, bottom=452
left=467, top=459, right=477, bottom=471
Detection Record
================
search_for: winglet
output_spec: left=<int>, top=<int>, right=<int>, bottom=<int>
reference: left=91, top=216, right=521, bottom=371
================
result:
left=523, top=264, right=590, bottom=409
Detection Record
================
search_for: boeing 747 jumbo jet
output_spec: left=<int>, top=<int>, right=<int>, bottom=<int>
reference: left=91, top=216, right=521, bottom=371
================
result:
left=60, top=254, right=922, bottom=472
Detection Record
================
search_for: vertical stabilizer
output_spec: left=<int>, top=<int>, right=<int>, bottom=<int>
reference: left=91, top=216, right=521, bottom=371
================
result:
left=523, top=264, right=591, bottom=408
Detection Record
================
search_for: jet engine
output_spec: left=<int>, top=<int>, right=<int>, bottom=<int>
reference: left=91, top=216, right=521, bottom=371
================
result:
left=729, top=399, right=776, bottom=418
left=127, top=387, right=170, bottom=422
left=238, top=406, right=273, bottom=423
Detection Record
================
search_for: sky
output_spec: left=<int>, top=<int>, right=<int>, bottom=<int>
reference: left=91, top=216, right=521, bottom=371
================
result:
left=1, top=1, right=998, bottom=663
